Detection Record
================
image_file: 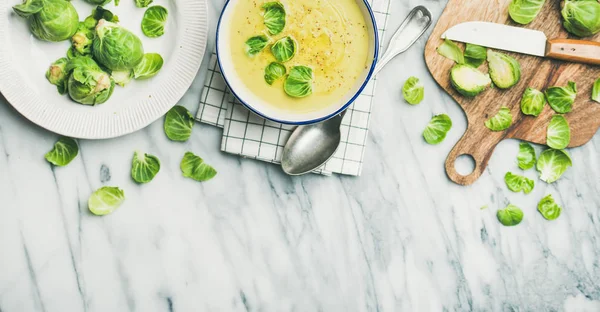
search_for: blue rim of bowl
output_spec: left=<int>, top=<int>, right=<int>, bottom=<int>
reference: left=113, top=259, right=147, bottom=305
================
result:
left=216, top=0, right=380, bottom=125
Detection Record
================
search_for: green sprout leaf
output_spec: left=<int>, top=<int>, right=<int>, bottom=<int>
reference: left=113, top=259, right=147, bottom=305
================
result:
left=284, top=66, right=313, bottom=98
left=131, top=151, right=160, bottom=184
left=88, top=186, right=125, bottom=216
left=264, top=62, right=286, bottom=85
left=592, top=78, right=600, bottom=103
left=245, top=35, right=269, bottom=57
left=180, top=152, right=217, bottom=182
left=271, top=36, right=297, bottom=63
left=509, top=0, right=546, bottom=25
left=262, top=2, right=286, bottom=35
left=546, top=81, right=577, bottom=113
left=45, top=137, right=79, bottom=166
left=112, top=70, right=133, bottom=87
left=517, top=142, right=536, bottom=170
left=142, top=6, right=168, bottom=38
left=537, top=194, right=562, bottom=220
left=487, top=50, right=521, bottom=89
left=450, top=64, right=491, bottom=97
left=485, top=107, right=512, bottom=131
left=164, top=106, right=194, bottom=142
left=135, top=0, right=153, bottom=8
left=133, top=53, right=164, bottom=80
left=520, top=87, right=546, bottom=116
left=436, top=39, right=465, bottom=64
left=561, top=0, right=600, bottom=37
left=547, top=115, right=571, bottom=149
left=464, top=43, right=486, bottom=67
left=536, top=149, right=572, bottom=183
left=93, top=20, right=144, bottom=71
left=423, top=114, right=452, bottom=145
left=497, top=204, right=524, bottom=226
left=13, top=0, right=79, bottom=42
left=46, top=57, right=69, bottom=95
left=12, top=0, right=43, bottom=18
left=402, top=77, right=424, bottom=105
left=504, top=172, right=535, bottom=194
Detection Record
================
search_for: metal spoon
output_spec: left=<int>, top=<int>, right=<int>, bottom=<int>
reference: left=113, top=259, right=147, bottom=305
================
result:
left=281, top=6, right=433, bottom=175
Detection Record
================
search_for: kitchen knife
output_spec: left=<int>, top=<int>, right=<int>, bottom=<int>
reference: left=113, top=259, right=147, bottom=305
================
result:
left=442, top=21, right=600, bottom=65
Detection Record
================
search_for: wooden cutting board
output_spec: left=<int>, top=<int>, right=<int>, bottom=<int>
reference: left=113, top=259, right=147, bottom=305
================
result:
left=424, top=0, right=600, bottom=185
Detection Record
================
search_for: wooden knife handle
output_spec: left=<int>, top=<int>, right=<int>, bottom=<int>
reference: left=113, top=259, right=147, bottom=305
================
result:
left=546, top=39, right=600, bottom=65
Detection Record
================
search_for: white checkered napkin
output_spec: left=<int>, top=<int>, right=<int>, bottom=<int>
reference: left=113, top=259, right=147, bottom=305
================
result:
left=196, top=0, right=393, bottom=176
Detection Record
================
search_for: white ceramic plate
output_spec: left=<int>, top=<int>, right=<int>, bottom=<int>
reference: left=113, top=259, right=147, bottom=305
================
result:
left=0, top=0, right=208, bottom=139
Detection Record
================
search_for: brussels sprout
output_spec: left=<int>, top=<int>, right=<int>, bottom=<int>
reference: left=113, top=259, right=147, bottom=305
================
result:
left=111, top=70, right=133, bottom=87
left=131, top=151, right=161, bottom=184
left=245, top=36, right=269, bottom=57
left=450, top=64, right=491, bottom=97
left=485, top=107, right=512, bottom=131
left=263, top=2, right=286, bottom=35
left=93, top=20, right=145, bottom=71
left=164, top=106, right=194, bottom=142
left=423, top=114, right=452, bottom=145
left=402, top=77, right=424, bottom=105
left=135, top=0, right=153, bottom=8
left=46, top=57, right=69, bottom=94
left=181, top=152, right=217, bottom=182
left=546, top=81, right=576, bottom=113
left=264, top=62, right=286, bottom=85
left=509, top=0, right=546, bottom=25
left=487, top=50, right=521, bottom=89
left=142, top=6, right=168, bottom=38
left=592, top=78, right=600, bottom=103
left=88, top=186, right=125, bottom=216
left=284, top=66, right=313, bottom=98
left=520, top=87, right=546, bottom=116
left=464, top=43, right=486, bottom=68
left=271, top=36, right=297, bottom=63
left=437, top=39, right=465, bottom=64
left=547, top=115, right=571, bottom=149
left=504, top=172, right=535, bottom=194
left=13, top=0, right=79, bottom=42
left=537, top=194, right=562, bottom=220
left=83, top=0, right=112, bottom=6
left=133, top=53, right=164, bottom=79
left=497, top=204, right=524, bottom=226
left=71, top=23, right=94, bottom=56
left=86, top=6, right=119, bottom=28
left=562, top=0, right=600, bottom=37
left=66, top=57, right=115, bottom=105
left=537, top=149, right=572, bottom=183
left=517, top=142, right=536, bottom=170
left=45, top=137, right=78, bottom=166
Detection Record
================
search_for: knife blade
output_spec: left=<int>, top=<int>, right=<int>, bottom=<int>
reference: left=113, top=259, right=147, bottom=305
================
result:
left=441, top=21, right=600, bottom=65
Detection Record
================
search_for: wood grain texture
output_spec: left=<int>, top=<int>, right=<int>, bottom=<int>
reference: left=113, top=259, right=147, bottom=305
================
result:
left=546, top=39, right=600, bottom=65
left=424, top=0, right=600, bottom=186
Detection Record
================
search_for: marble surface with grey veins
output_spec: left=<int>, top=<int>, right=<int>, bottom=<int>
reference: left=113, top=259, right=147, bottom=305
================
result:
left=1, top=0, right=600, bottom=311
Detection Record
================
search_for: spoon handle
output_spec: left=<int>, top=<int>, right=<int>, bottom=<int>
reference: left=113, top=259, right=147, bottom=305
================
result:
left=373, top=6, right=433, bottom=76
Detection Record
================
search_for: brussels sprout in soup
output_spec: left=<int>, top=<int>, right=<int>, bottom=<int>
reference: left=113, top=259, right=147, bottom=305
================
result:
left=229, top=0, right=371, bottom=113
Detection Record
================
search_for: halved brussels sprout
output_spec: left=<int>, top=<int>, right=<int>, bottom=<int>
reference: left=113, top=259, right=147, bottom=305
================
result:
left=264, top=62, right=286, bottom=85
left=284, top=66, right=313, bottom=98
left=133, top=53, right=164, bottom=80
left=142, top=6, right=168, bottom=38
left=88, top=186, right=125, bottom=216
left=111, top=70, right=133, bottom=87
left=562, top=0, right=600, bottom=37
left=66, top=57, right=115, bottom=105
left=263, top=2, right=286, bottom=35
left=485, top=107, right=512, bottom=131
left=245, top=36, right=269, bottom=57
left=520, top=87, right=546, bottom=116
left=509, top=0, right=546, bottom=25
left=450, top=64, right=491, bottom=97
left=92, top=20, right=145, bottom=71
left=13, top=0, right=79, bottom=42
left=546, top=81, right=577, bottom=113
left=487, top=50, right=521, bottom=89
left=402, top=77, right=424, bottom=105
left=271, top=36, right=297, bottom=63
left=547, top=115, right=571, bottom=149
left=46, top=57, right=69, bottom=94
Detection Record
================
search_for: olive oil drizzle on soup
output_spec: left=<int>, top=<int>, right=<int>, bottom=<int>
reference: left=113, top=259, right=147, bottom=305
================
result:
left=230, top=0, right=370, bottom=113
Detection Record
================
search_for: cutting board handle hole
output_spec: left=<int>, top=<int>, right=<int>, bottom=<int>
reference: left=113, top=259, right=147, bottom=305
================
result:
left=454, top=154, right=476, bottom=176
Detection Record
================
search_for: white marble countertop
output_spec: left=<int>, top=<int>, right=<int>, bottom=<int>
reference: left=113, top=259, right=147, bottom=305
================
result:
left=1, top=0, right=600, bottom=311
